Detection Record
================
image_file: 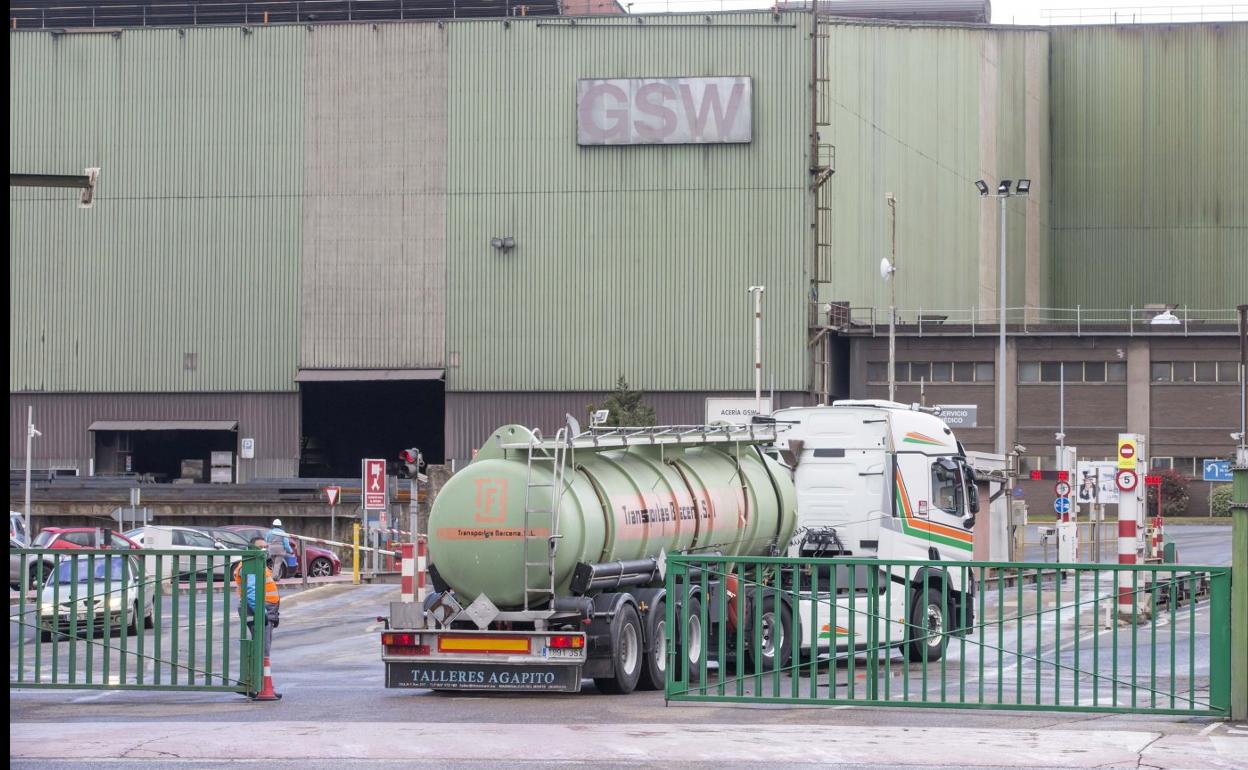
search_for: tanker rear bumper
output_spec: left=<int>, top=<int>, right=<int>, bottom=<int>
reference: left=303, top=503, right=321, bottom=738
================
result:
left=382, top=628, right=587, bottom=693
left=385, top=659, right=583, bottom=692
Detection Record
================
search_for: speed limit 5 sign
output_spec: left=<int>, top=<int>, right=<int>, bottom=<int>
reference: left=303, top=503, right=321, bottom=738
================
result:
left=1115, top=469, right=1138, bottom=492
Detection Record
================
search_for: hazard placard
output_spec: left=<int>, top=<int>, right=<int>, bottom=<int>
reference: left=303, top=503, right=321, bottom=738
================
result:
left=1116, top=469, right=1138, bottom=493
left=1117, top=437, right=1138, bottom=470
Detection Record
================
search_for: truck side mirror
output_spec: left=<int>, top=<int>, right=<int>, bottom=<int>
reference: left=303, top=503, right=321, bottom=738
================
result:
left=967, top=479, right=980, bottom=515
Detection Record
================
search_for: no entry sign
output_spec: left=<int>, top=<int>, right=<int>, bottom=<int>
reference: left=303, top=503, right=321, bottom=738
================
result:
left=1117, top=437, right=1138, bottom=470
left=1115, top=469, right=1139, bottom=493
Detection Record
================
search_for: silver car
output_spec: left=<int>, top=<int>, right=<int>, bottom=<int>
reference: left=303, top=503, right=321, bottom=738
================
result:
left=38, top=555, right=154, bottom=642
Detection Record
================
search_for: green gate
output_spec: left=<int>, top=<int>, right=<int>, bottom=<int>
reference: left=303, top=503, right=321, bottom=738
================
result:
left=664, top=555, right=1232, bottom=715
left=10, top=547, right=266, bottom=693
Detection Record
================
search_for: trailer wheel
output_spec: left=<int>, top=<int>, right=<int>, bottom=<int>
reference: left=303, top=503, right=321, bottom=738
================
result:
left=747, top=595, right=792, bottom=672
left=594, top=603, right=643, bottom=695
left=905, top=585, right=948, bottom=663
left=638, top=596, right=703, bottom=691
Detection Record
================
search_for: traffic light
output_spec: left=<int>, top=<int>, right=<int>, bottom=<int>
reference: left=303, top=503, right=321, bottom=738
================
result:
left=399, top=448, right=424, bottom=479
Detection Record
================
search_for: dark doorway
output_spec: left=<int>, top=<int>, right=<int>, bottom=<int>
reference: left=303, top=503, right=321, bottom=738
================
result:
left=94, top=429, right=237, bottom=482
left=299, top=380, right=445, bottom=478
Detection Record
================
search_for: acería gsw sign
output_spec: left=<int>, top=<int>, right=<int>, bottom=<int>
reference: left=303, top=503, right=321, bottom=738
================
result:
left=576, top=76, right=752, bottom=146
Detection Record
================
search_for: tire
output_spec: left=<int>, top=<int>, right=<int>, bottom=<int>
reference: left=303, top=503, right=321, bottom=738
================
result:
left=28, top=562, right=48, bottom=589
left=310, top=558, right=333, bottom=578
left=637, top=597, right=703, bottom=691
left=40, top=629, right=54, bottom=643
left=594, top=603, right=643, bottom=695
left=636, top=600, right=667, bottom=692
left=144, top=606, right=155, bottom=629
left=128, top=603, right=141, bottom=636
left=905, top=585, right=948, bottom=663
left=746, top=595, right=793, bottom=673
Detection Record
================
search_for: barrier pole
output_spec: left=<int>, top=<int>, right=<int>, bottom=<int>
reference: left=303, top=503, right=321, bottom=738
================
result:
left=1232, top=452, right=1247, bottom=719
left=352, top=523, right=361, bottom=586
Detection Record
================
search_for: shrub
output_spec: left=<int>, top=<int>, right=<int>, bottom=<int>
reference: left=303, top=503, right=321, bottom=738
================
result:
left=1209, top=484, right=1234, bottom=517
left=1146, top=468, right=1190, bottom=516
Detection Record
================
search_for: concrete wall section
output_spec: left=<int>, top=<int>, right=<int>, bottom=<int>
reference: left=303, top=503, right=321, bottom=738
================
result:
left=300, top=24, right=449, bottom=371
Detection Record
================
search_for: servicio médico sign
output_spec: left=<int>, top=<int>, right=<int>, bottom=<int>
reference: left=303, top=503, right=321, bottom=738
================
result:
left=576, top=77, right=752, bottom=146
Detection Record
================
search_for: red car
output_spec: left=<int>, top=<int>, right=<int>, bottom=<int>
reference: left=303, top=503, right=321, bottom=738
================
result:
left=219, top=526, right=341, bottom=579
left=33, top=527, right=141, bottom=551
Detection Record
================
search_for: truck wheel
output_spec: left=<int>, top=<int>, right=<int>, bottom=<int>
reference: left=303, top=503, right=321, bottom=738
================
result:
left=594, top=603, right=643, bottom=695
left=747, top=595, right=792, bottom=672
left=906, top=585, right=948, bottom=663
left=637, top=596, right=703, bottom=691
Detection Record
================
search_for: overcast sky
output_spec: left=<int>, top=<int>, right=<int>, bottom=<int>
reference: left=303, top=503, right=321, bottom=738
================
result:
left=623, top=0, right=1246, bottom=25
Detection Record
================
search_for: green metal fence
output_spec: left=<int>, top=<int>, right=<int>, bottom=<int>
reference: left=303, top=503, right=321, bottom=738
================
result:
left=9, top=547, right=265, bottom=693
left=664, top=555, right=1231, bottom=715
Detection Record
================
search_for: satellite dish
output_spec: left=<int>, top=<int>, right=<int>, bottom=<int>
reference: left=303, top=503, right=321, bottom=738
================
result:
left=880, top=257, right=894, bottom=281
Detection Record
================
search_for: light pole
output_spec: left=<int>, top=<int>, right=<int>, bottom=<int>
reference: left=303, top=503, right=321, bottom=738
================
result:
left=747, top=286, right=765, bottom=415
left=976, top=178, right=1030, bottom=456
left=882, top=193, right=898, bottom=402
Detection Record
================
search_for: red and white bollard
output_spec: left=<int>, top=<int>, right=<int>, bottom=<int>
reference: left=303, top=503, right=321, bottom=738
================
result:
left=400, top=540, right=427, bottom=606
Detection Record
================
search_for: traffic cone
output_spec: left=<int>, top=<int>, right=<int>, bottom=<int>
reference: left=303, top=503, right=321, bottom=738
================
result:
left=251, top=656, right=282, bottom=701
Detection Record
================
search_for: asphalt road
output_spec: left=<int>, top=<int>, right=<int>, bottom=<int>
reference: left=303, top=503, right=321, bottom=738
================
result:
left=9, top=529, right=1245, bottom=768
left=1020, top=523, right=1230, bottom=564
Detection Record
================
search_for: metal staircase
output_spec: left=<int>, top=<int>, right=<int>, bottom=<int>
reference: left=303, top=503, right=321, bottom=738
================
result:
left=521, top=428, right=568, bottom=611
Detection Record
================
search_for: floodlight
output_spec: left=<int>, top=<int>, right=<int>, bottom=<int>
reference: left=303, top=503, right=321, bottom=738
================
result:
left=1015, top=178, right=1031, bottom=195
left=997, top=180, right=1012, bottom=195
left=975, top=180, right=990, bottom=197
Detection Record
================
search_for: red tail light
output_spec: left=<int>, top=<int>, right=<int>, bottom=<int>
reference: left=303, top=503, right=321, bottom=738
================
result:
left=546, top=635, right=584, bottom=649
left=382, top=632, right=416, bottom=646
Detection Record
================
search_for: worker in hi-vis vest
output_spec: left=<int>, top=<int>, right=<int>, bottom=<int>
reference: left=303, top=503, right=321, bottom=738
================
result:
left=233, top=537, right=280, bottom=656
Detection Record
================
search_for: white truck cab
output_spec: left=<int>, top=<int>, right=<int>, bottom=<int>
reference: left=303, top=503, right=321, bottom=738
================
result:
left=768, top=400, right=981, bottom=663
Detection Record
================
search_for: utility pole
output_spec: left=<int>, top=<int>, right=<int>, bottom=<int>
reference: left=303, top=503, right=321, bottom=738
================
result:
left=23, top=406, right=42, bottom=541
left=748, top=286, right=766, bottom=415
left=886, top=193, right=898, bottom=402
left=1231, top=304, right=1247, bottom=720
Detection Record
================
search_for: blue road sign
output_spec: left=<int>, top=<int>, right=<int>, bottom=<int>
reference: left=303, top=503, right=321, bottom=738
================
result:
left=1202, top=459, right=1232, bottom=482
left=1012, top=486, right=1025, bottom=498
left=1054, top=497, right=1071, bottom=514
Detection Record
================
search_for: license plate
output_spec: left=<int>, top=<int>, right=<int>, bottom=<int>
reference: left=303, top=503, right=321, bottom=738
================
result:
left=386, top=661, right=581, bottom=692
left=543, top=647, right=580, bottom=659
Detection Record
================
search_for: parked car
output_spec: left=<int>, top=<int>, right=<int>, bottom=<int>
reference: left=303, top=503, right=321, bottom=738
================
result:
left=123, top=526, right=239, bottom=578
left=220, top=526, right=341, bottom=579
left=10, top=536, right=56, bottom=590
left=38, top=554, right=153, bottom=642
left=33, top=527, right=141, bottom=551
left=11, top=511, right=29, bottom=544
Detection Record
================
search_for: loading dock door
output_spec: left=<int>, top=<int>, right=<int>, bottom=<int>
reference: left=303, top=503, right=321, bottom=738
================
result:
left=89, top=420, right=238, bottom=481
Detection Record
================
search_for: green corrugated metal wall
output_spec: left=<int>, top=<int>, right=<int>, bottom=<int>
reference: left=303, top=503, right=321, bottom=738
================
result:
left=818, top=22, right=1050, bottom=313
left=9, top=27, right=304, bottom=393
left=444, top=13, right=811, bottom=392
left=1049, top=23, right=1248, bottom=309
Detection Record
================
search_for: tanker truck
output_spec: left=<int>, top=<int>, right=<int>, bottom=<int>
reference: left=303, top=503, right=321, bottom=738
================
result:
left=381, top=401, right=980, bottom=694
left=382, top=422, right=795, bottom=694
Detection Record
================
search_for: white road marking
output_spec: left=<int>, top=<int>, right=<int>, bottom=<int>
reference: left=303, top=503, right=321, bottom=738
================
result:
left=1199, top=721, right=1223, bottom=736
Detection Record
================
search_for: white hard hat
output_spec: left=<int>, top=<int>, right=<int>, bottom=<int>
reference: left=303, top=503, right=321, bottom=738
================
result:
left=272, top=519, right=283, bottom=527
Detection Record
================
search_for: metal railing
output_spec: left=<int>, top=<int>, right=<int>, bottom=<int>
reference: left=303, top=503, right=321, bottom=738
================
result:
left=8, top=0, right=575, bottom=30
left=665, top=554, right=1231, bottom=715
left=10, top=547, right=265, bottom=692
left=833, top=306, right=1240, bottom=337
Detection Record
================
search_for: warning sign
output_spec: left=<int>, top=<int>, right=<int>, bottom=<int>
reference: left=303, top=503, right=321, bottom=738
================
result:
left=1117, top=437, right=1138, bottom=470
left=363, top=458, right=387, bottom=510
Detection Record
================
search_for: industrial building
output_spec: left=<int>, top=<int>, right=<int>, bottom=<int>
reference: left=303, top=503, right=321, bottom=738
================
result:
left=9, top=7, right=1246, bottom=490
